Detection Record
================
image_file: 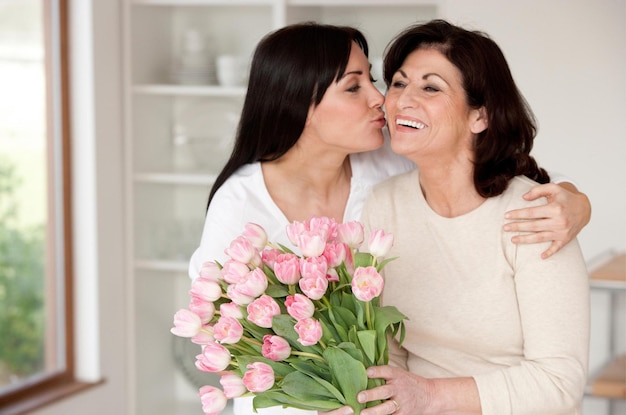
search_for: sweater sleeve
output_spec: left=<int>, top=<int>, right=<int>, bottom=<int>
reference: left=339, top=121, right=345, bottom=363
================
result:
left=473, top=239, right=590, bottom=415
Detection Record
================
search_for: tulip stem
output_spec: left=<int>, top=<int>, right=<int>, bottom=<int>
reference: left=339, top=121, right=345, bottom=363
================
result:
left=365, top=301, right=372, bottom=330
left=291, top=351, right=326, bottom=363
left=242, top=335, right=263, bottom=347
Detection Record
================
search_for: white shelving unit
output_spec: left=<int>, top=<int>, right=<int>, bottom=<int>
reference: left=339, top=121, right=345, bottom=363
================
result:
left=122, top=1, right=439, bottom=413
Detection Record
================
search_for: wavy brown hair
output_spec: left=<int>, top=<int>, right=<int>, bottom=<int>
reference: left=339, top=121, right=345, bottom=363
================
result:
left=384, top=19, right=549, bottom=197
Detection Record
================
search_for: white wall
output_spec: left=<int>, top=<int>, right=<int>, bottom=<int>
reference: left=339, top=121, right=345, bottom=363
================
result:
left=439, top=0, right=626, bottom=262
left=29, top=1, right=624, bottom=414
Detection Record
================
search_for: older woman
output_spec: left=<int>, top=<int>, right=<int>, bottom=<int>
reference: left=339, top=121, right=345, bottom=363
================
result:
left=351, top=20, right=589, bottom=415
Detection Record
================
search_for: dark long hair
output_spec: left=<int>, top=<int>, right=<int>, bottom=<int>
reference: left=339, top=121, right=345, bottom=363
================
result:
left=207, top=22, right=369, bottom=209
left=383, top=19, right=549, bottom=197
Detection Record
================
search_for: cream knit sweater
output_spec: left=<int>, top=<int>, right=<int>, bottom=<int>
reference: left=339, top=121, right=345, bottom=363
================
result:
left=362, top=170, right=590, bottom=415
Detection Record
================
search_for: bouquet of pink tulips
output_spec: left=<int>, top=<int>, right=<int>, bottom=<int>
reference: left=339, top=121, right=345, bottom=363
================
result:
left=171, top=216, right=406, bottom=415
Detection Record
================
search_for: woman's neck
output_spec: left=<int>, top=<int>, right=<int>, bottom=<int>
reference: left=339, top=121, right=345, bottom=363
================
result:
left=417, top=161, right=485, bottom=218
left=261, top=148, right=352, bottom=223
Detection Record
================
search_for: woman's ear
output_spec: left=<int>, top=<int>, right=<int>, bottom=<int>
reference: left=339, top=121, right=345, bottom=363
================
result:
left=470, top=106, right=488, bottom=134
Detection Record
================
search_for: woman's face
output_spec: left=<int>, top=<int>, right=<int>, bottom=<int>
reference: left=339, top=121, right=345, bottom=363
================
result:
left=384, top=47, right=486, bottom=162
left=302, top=42, right=386, bottom=154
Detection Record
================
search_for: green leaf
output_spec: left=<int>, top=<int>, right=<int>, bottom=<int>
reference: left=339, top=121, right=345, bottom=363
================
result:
left=287, top=361, right=346, bottom=404
left=253, top=391, right=343, bottom=411
left=324, top=346, right=368, bottom=415
left=336, top=341, right=364, bottom=363
left=375, top=256, right=398, bottom=271
left=281, top=371, right=338, bottom=400
left=265, top=283, right=289, bottom=298
left=288, top=359, right=331, bottom=381
left=356, top=330, right=376, bottom=365
left=354, top=252, right=375, bottom=268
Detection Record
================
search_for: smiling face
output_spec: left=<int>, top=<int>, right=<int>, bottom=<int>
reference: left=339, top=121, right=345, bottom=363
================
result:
left=301, top=42, right=386, bottom=154
left=384, top=47, right=487, bottom=164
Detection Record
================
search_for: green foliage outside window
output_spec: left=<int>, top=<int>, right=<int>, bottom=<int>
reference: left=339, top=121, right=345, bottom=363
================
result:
left=0, top=158, right=45, bottom=383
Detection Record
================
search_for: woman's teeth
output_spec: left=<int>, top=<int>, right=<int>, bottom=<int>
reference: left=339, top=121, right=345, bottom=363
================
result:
left=396, top=119, right=425, bottom=129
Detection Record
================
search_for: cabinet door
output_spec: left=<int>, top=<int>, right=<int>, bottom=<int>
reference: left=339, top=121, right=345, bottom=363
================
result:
left=127, top=3, right=274, bottom=414
left=286, top=2, right=439, bottom=89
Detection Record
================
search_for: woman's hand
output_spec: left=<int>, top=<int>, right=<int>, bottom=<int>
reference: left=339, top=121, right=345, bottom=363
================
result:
left=317, top=365, right=426, bottom=415
left=318, top=407, right=354, bottom=415
left=321, top=366, right=481, bottom=415
left=504, top=182, right=591, bottom=259
left=357, top=366, right=432, bottom=415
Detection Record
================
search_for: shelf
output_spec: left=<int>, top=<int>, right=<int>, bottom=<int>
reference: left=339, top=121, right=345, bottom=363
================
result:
left=588, top=354, right=626, bottom=399
left=133, top=0, right=276, bottom=6
left=133, top=84, right=246, bottom=97
left=589, top=253, right=626, bottom=291
left=134, top=172, right=216, bottom=185
left=288, top=0, right=437, bottom=5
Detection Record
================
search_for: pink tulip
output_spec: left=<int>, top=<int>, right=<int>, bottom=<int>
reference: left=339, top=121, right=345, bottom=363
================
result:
left=198, top=385, right=228, bottom=415
left=309, top=216, right=338, bottom=241
left=261, top=248, right=281, bottom=269
left=326, top=268, right=340, bottom=282
left=368, top=229, right=394, bottom=258
left=190, top=277, right=223, bottom=303
left=262, top=334, right=292, bottom=361
left=242, top=222, right=268, bottom=250
left=235, top=267, right=268, bottom=298
left=199, top=261, right=222, bottom=282
left=294, top=317, right=323, bottom=346
left=273, top=253, right=301, bottom=285
left=337, top=221, right=364, bottom=249
left=192, top=326, right=215, bottom=345
left=221, top=260, right=250, bottom=284
left=220, top=372, right=247, bottom=399
left=213, top=316, right=244, bottom=344
left=285, top=294, right=315, bottom=320
left=189, top=296, right=216, bottom=324
left=351, top=266, right=384, bottom=302
left=299, top=274, right=329, bottom=301
left=246, top=295, right=281, bottom=328
left=220, top=302, right=243, bottom=320
left=171, top=309, right=203, bottom=338
left=297, top=231, right=327, bottom=258
left=323, top=241, right=347, bottom=268
left=225, top=235, right=258, bottom=264
left=286, top=220, right=307, bottom=246
left=226, top=283, right=255, bottom=306
left=195, top=342, right=231, bottom=372
left=300, top=256, right=328, bottom=280
left=242, top=362, right=275, bottom=392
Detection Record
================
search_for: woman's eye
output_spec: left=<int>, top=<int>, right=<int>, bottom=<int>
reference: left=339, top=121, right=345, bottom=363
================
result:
left=424, top=85, right=440, bottom=92
left=347, top=84, right=362, bottom=93
left=391, top=80, right=406, bottom=88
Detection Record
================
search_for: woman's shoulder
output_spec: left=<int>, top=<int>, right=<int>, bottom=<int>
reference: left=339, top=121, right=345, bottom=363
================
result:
left=212, top=163, right=263, bottom=201
left=501, top=175, right=546, bottom=209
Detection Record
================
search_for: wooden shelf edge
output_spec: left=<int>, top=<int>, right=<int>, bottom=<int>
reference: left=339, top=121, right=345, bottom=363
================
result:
left=587, top=354, right=626, bottom=399
left=590, top=252, right=626, bottom=282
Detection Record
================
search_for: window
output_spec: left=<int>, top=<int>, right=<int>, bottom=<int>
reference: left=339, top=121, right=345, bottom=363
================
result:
left=0, top=1, right=93, bottom=412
